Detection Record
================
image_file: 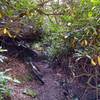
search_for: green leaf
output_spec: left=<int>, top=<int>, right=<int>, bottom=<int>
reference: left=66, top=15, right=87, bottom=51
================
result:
left=88, top=11, right=93, bottom=17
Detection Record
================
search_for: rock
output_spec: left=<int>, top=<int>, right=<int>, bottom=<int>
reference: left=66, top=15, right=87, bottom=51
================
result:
left=23, top=88, right=37, bottom=98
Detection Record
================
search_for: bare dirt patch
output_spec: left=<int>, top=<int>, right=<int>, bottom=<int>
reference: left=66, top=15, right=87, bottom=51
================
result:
left=0, top=56, right=64, bottom=100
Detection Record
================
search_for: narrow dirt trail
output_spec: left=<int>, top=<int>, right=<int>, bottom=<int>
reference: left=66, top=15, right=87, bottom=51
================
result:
left=32, top=61, right=64, bottom=100
left=0, top=57, right=64, bottom=100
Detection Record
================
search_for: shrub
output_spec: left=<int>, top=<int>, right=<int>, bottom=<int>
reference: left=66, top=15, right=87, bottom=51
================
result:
left=0, top=69, right=20, bottom=100
left=42, top=0, right=100, bottom=65
left=0, top=47, right=20, bottom=99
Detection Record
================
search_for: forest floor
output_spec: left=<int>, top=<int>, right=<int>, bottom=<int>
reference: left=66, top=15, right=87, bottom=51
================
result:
left=0, top=51, right=100, bottom=100
left=0, top=54, right=65, bottom=100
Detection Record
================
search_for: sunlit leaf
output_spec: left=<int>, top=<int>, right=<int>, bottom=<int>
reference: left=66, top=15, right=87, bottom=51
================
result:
left=10, top=20, right=13, bottom=22
left=0, top=13, right=2, bottom=18
left=64, top=35, right=68, bottom=39
left=91, top=59, right=96, bottom=66
left=88, top=11, right=93, bottom=17
left=81, top=40, right=88, bottom=46
left=7, top=31, right=12, bottom=38
left=91, top=0, right=100, bottom=5
left=93, top=32, right=97, bottom=35
left=97, top=56, right=100, bottom=65
left=3, top=28, right=7, bottom=34
left=13, top=78, right=21, bottom=84
left=30, top=12, right=33, bottom=16
left=84, top=40, right=88, bottom=46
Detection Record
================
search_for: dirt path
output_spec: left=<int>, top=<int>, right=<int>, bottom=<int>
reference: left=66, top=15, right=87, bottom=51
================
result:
left=1, top=55, right=100, bottom=100
left=32, top=61, right=64, bottom=100
left=0, top=57, right=64, bottom=100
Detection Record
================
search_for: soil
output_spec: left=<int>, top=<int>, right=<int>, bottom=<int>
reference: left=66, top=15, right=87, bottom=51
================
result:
left=0, top=55, right=65, bottom=100
left=0, top=51, right=100, bottom=100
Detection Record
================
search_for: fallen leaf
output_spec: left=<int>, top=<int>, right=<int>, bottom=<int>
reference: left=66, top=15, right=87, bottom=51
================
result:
left=97, top=56, right=100, bottom=65
left=4, top=28, right=7, bottom=34
left=91, top=59, right=96, bottom=66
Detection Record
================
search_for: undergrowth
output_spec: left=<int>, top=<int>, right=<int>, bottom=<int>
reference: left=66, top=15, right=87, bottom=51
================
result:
left=0, top=47, right=20, bottom=100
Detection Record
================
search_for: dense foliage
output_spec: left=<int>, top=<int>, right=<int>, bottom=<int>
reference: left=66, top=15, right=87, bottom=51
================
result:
left=42, top=0, right=100, bottom=66
left=0, top=0, right=100, bottom=64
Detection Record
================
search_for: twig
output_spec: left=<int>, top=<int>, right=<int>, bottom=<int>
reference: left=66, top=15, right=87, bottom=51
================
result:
left=38, top=0, right=53, bottom=7
left=81, top=86, right=88, bottom=100
left=74, top=73, right=92, bottom=78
